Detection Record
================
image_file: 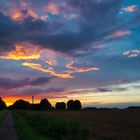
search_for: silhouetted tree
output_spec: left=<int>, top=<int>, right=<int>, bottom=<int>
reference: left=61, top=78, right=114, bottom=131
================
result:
left=12, top=99, right=31, bottom=110
left=127, top=106, right=140, bottom=109
left=67, top=100, right=74, bottom=110
left=73, top=100, right=82, bottom=110
left=55, top=102, right=66, bottom=110
left=0, top=97, right=7, bottom=110
left=40, top=99, right=52, bottom=110
left=67, top=100, right=82, bottom=110
left=31, top=104, right=41, bottom=110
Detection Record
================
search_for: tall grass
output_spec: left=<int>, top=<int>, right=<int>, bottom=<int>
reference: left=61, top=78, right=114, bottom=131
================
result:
left=18, top=111, right=92, bottom=140
left=13, top=112, right=51, bottom=140
left=0, top=110, right=6, bottom=123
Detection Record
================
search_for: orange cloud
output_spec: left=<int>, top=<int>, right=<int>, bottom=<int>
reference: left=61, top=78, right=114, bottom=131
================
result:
left=44, top=2, right=59, bottom=15
left=0, top=44, right=41, bottom=60
left=112, top=30, right=131, bottom=38
left=10, top=10, right=24, bottom=21
left=27, top=10, right=39, bottom=19
left=122, top=5, right=137, bottom=13
left=22, top=62, right=74, bottom=79
left=7, top=8, right=44, bottom=21
left=66, top=61, right=100, bottom=73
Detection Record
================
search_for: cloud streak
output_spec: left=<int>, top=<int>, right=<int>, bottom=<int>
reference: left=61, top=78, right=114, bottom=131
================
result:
left=22, top=62, right=74, bottom=79
left=0, top=76, right=53, bottom=89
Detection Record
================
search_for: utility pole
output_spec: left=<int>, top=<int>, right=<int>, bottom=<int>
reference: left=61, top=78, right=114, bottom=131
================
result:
left=32, top=96, right=34, bottom=104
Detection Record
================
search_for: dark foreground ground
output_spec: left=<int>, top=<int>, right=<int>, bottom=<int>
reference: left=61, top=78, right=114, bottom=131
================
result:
left=0, top=109, right=140, bottom=140
left=45, top=109, right=140, bottom=140
left=0, top=111, right=18, bottom=140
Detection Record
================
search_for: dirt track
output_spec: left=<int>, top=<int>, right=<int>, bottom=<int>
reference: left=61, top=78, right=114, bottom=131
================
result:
left=0, top=111, right=18, bottom=140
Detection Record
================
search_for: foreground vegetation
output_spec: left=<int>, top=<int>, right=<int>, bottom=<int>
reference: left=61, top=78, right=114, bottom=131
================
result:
left=44, top=110, right=140, bottom=140
left=13, top=110, right=140, bottom=140
left=0, top=111, right=6, bottom=123
left=1, top=98, right=140, bottom=140
left=14, top=111, right=91, bottom=140
left=13, top=112, right=51, bottom=140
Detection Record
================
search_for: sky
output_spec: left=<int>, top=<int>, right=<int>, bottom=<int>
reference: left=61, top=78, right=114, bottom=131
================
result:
left=0, top=0, right=140, bottom=108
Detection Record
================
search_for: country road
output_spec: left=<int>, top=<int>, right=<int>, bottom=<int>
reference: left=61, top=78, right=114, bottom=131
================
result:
left=0, top=111, right=18, bottom=140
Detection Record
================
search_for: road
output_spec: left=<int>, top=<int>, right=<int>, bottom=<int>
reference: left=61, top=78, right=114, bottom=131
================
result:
left=0, top=111, right=18, bottom=140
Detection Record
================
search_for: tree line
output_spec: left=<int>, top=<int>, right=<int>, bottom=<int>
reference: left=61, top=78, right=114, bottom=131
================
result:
left=0, top=97, right=82, bottom=111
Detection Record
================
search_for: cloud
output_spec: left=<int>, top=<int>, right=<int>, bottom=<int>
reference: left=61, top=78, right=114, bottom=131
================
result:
left=66, top=61, right=100, bottom=73
left=96, top=88, right=112, bottom=93
left=0, top=12, right=47, bottom=53
left=46, top=59, right=57, bottom=66
left=22, top=62, right=74, bottom=79
left=123, top=50, right=140, bottom=58
left=121, top=5, right=138, bottom=13
left=0, top=76, right=53, bottom=89
left=96, top=87, right=128, bottom=93
left=22, top=60, right=100, bottom=78
left=20, top=87, right=66, bottom=95
left=10, top=10, right=24, bottom=21
left=111, top=30, right=131, bottom=38
left=44, top=2, right=59, bottom=15
left=29, top=77, right=53, bottom=86
left=0, top=0, right=125, bottom=54
left=0, top=43, right=41, bottom=60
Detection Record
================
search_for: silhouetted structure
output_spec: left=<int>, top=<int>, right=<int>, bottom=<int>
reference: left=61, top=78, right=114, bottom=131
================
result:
left=55, top=102, right=66, bottom=110
left=11, top=99, right=31, bottom=110
left=32, top=96, right=34, bottom=104
left=39, top=99, right=52, bottom=110
left=67, top=100, right=82, bottom=110
left=0, top=97, right=7, bottom=110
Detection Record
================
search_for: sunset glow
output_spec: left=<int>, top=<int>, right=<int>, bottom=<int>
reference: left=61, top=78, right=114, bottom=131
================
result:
left=0, top=0, right=140, bottom=108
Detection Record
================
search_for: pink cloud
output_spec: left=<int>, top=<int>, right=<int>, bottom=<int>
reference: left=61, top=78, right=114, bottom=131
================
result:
left=122, top=5, right=138, bottom=13
left=44, top=2, right=59, bottom=15
left=112, top=30, right=131, bottom=38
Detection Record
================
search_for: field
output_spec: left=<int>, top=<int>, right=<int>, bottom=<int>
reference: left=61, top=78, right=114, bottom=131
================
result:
left=13, top=109, right=140, bottom=140
left=0, top=111, right=6, bottom=123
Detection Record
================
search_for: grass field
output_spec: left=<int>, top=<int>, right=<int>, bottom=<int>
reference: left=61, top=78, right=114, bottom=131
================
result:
left=0, top=111, right=6, bottom=123
left=13, top=109, right=140, bottom=140
left=14, top=111, right=91, bottom=140
left=13, top=112, right=51, bottom=140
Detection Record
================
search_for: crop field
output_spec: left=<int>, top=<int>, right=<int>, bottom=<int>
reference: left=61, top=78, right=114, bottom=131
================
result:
left=13, top=109, right=140, bottom=140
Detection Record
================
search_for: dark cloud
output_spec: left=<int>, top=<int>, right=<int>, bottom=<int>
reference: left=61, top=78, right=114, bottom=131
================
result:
left=29, top=77, right=53, bottom=86
left=0, top=0, right=127, bottom=54
left=0, top=12, right=47, bottom=53
left=20, top=87, right=66, bottom=95
left=0, top=13, right=21, bottom=53
left=29, top=0, right=123, bottom=52
left=0, top=77, right=53, bottom=89
left=97, top=88, right=112, bottom=93
left=96, top=86, right=128, bottom=93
